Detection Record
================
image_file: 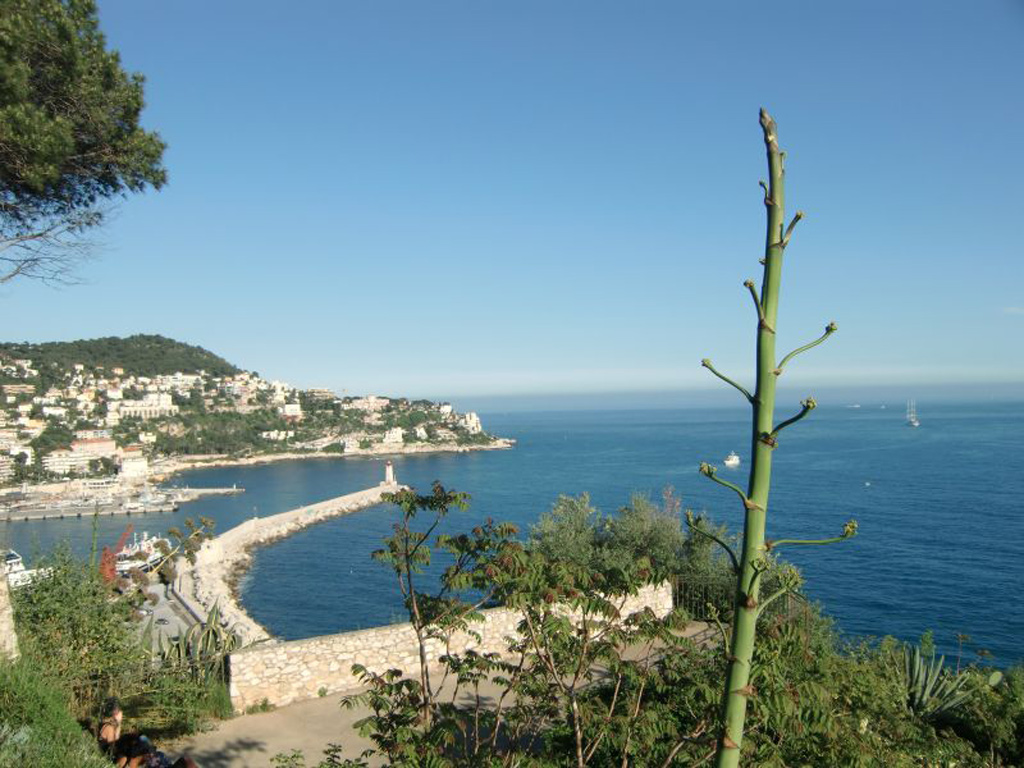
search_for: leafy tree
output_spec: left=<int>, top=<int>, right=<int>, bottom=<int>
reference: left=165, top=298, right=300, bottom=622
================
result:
left=529, top=493, right=603, bottom=571
left=29, top=422, right=74, bottom=456
left=0, top=0, right=166, bottom=284
left=0, top=335, right=239, bottom=376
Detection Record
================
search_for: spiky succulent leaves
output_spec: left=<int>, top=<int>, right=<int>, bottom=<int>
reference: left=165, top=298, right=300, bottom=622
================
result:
left=903, top=643, right=976, bottom=722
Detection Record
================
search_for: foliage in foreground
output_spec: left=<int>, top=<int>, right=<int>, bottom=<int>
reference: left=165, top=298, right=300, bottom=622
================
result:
left=10, top=544, right=235, bottom=741
left=0, top=658, right=110, bottom=768
left=278, top=486, right=1024, bottom=768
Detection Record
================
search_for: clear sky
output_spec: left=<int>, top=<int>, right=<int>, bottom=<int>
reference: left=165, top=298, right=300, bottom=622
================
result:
left=2, top=1, right=1022, bottom=405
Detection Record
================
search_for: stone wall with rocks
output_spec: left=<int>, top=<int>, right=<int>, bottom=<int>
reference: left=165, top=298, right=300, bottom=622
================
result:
left=228, top=581, right=674, bottom=711
left=183, top=481, right=400, bottom=643
left=0, top=576, right=18, bottom=660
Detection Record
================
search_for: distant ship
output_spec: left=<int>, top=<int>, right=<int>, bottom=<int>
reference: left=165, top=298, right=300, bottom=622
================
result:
left=724, top=451, right=741, bottom=468
left=906, top=400, right=920, bottom=428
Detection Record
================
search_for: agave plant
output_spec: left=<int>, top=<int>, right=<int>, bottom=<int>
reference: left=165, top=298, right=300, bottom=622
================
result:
left=158, top=603, right=242, bottom=683
left=902, top=643, right=1000, bottom=721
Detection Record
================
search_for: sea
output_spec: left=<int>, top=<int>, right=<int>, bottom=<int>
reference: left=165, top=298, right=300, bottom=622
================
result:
left=3, top=401, right=1021, bottom=667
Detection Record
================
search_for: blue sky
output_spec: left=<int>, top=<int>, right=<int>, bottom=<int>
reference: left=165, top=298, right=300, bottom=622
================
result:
left=2, top=1, right=1022, bottom=404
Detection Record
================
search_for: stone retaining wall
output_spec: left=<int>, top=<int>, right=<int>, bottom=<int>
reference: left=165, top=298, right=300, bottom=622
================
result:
left=228, top=581, right=674, bottom=711
left=184, top=482, right=400, bottom=643
left=0, top=576, right=18, bottom=660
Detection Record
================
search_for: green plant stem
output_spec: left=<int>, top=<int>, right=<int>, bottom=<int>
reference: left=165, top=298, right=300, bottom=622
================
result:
left=775, top=323, right=837, bottom=376
left=713, top=108, right=787, bottom=767
left=770, top=398, right=816, bottom=437
left=701, top=360, right=754, bottom=403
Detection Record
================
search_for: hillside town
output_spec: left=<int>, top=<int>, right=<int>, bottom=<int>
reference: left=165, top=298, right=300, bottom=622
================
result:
left=0, top=351, right=505, bottom=494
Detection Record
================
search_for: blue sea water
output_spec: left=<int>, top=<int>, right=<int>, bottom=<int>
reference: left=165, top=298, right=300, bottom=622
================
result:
left=4, top=402, right=1021, bottom=666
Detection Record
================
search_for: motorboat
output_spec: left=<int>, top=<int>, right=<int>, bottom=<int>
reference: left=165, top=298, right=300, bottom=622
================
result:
left=115, top=531, right=169, bottom=575
left=724, top=451, right=741, bottom=468
left=3, top=550, right=25, bottom=576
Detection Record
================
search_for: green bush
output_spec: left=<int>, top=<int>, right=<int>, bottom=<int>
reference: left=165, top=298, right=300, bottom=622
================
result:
left=11, top=546, right=146, bottom=718
left=0, top=659, right=109, bottom=768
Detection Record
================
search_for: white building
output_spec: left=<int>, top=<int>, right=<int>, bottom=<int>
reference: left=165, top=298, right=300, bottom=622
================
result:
left=460, top=412, right=483, bottom=434
left=347, top=395, right=390, bottom=412
left=119, top=449, right=149, bottom=480
left=382, top=427, right=404, bottom=445
left=118, top=393, right=179, bottom=420
left=281, top=402, right=303, bottom=420
left=0, top=454, right=14, bottom=482
left=261, top=430, right=295, bottom=441
left=42, top=449, right=92, bottom=476
left=71, top=438, right=118, bottom=459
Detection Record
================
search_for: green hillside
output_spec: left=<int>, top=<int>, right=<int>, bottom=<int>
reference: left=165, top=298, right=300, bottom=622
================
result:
left=0, top=335, right=241, bottom=377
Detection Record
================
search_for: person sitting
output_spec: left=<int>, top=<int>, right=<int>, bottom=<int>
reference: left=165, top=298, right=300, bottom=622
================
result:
left=98, top=700, right=197, bottom=767
left=117, top=733, right=199, bottom=768
left=97, top=697, right=123, bottom=759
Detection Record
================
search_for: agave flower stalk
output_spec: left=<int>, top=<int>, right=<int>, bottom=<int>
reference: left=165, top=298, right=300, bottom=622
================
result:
left=696, top=110, right=854, bottom=768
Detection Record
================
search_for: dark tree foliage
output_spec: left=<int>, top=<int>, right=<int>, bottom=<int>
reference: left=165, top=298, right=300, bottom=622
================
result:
left=0, top=0, right=166, bottom=283
left=0, top=335, right=241, bottom=376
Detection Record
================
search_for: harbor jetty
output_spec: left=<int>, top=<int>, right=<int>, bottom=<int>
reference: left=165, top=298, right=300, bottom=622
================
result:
left=176, top=462, right=402, bottom=643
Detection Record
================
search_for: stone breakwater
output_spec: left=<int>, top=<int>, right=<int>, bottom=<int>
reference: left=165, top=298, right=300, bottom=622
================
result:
left=228, top=582, right=674, bottom=711
left=180, top=482, right=401, bottom=644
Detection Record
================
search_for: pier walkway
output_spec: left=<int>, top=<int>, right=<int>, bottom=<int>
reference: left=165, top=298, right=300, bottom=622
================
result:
left=177, top=467, right=401, bottom=643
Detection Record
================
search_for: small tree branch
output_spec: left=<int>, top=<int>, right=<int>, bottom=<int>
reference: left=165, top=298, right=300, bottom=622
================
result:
left=755, top=587, right=799, bottom=620
left=780, top=210, right=803, bottom=248
left=766, top=519, right=858, bottom=551
left=685, top=510, right=739, bottom=573
left=743, top=280, right=765, bottom=322
left=771, top=397, right=817, bottom=437
left=699, top=463, right=751, bottom=508
left=774, top=322, right=838, bottom=376
left=700, top=359, right=753, bottom=404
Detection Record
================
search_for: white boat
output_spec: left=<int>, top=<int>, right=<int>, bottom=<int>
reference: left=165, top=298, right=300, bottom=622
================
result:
left=724, top=451, right=741, bottom=468
left=3, top=549, right=44, bottom=588
left=115, top=532, right=170, bottom=575
left=906, top=400, right=920, bottom=428
left=3, top=550, right=25, bottom=576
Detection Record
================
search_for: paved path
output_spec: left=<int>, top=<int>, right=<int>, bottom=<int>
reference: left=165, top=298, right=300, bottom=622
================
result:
left=170, top=623, right=713, bottom=767
left=172, top=690, right=377, bottom=768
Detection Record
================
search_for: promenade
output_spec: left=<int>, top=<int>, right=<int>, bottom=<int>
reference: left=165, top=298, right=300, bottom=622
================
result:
left=173, top=621, right=713, bottom=768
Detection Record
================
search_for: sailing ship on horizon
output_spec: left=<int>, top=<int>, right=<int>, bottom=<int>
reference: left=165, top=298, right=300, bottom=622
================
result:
left=906, top=399, right=920, bottom=427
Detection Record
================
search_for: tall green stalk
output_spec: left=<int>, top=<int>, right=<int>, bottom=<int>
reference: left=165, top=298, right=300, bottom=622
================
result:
left=699, top=109, right=854, bottom=768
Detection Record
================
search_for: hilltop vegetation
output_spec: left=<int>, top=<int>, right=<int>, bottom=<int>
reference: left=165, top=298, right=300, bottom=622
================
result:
left=0, top=335, right=240, bottom=378
left=0, top=336, right=498, bottom=485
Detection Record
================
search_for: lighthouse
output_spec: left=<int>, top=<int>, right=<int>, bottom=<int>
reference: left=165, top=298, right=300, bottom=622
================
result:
left=384, top=460, right=396, bottom=486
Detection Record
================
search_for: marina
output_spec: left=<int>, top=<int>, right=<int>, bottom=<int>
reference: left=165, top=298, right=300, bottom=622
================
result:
left=0, top=485, right=244, bottom=522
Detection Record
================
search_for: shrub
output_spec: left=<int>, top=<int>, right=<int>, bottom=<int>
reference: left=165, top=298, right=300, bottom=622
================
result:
left=0, top=658, right=110, bottom=768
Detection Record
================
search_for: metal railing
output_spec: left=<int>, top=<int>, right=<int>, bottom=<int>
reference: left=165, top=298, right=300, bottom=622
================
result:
left=672, top=575, right=807, bottom=623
